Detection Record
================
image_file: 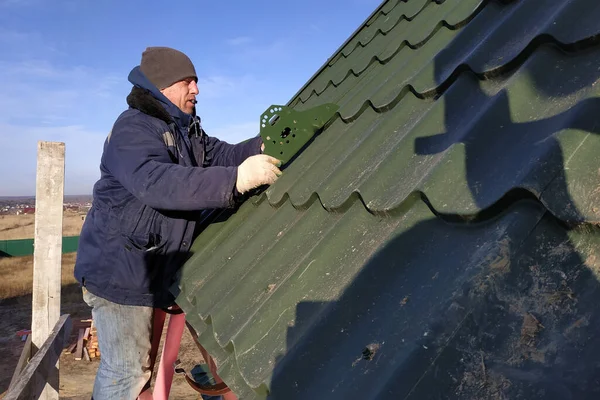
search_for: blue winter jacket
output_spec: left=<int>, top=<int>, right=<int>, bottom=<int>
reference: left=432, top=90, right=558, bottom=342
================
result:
left=74, top=67, right=262, bottom=307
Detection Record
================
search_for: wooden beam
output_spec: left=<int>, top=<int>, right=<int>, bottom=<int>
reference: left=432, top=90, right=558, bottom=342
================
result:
left=64, top=342, right=76, bottom=354
left=7, top=334, right=32, bottom=395
left=31, top=141, right=65, bottom=400
left=83, top=347, right=90, bottom=362
left=3, top=315, right=72, bottom=400
left=74, top=328, right=84, bottom=361
left=83, top=327, right=90, bottom=342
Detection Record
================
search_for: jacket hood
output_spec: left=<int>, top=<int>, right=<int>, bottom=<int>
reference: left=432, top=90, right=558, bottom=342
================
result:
left=128, top=66, right=192, bottom=128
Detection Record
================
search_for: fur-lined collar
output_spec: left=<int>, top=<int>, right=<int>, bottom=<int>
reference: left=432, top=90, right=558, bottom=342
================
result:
left=126, top=86, right=172, bottom=124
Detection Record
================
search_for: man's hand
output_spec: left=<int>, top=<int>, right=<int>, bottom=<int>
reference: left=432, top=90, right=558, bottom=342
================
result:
left=261, top=142, right=265, bottom=152
left=236, top=154, right=282, bottom=194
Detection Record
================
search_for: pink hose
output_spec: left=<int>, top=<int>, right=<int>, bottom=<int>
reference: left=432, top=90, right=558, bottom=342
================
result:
left=153, top=312, right=186, bottom=399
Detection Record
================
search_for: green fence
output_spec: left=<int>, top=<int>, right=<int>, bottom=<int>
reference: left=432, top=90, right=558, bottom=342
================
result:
left=0, top=236, right=80, bottom=257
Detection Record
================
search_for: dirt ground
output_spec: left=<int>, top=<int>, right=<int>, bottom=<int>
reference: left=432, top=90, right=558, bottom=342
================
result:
left=0, top=289, right=204, bottom=399
left=0, top=215, right=208, bottom=399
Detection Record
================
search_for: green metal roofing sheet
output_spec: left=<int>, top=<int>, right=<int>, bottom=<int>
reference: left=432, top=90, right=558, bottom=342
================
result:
left=174, top=0, right=600, bottom=398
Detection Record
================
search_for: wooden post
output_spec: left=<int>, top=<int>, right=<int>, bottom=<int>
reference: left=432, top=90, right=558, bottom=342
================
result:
left=31, top=141, right=65, bottom=400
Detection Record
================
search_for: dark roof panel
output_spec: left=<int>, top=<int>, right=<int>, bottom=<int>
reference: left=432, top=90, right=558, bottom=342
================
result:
left=267, top=203, right=600, bottom=400
left=175, top=0, right=600, bottom=398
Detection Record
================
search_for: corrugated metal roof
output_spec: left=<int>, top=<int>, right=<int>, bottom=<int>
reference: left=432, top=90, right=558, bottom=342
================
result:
left=174, top=0, right=600, bottom=398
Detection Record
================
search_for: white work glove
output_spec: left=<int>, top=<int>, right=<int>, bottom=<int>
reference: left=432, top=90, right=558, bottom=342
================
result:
left=236, top=154, right=282, bottom=194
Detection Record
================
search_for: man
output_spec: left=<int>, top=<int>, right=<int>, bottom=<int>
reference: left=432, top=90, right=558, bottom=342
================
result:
left=74, top=46, right=281, bottom=399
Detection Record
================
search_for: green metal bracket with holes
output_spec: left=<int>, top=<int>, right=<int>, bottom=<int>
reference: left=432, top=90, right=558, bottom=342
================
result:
left=259, top=103, right=340, bottom=164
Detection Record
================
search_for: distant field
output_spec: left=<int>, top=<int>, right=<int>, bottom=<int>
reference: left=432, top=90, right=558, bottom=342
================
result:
left=0, top=253, right=79, bottom=299
left=0, top=211, right=86, bottom=240
left=0, top=212, right=84, bottom=298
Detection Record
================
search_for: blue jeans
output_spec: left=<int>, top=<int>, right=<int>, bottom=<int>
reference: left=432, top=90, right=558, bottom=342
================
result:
left=83, top=287, right=153, bottom=400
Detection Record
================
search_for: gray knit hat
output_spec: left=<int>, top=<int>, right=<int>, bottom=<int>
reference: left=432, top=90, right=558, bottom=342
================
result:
left=140, top=47, right=197, bottom=89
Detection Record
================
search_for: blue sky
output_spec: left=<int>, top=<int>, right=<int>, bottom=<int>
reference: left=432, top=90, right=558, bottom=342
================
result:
left=0, top=0, right=379, bottom=196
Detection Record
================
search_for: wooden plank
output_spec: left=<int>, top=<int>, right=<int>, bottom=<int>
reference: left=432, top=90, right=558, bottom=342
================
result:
left=74, top=328, right=84, bottom=360
left=64, top=342, right=76, bottom=354
left=4, top=315, right=71, bottom=400
left=83, top=347, right=90, bottom=362
left=31, top=141, right=65, bottom=400
left=7, top=334, right=32, bottom=394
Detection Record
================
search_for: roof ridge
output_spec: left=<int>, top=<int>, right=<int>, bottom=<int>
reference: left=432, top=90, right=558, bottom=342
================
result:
left=329, top=0, right=443, bottom=66
left=364, top=0, right=404, bottom=27
left=283, top=0, right=393, bottom=108
left=294, top=0, right=503, bottom=105
left=296, top=1, right=600, bottom=107
left=298, top=35, right=600, bottom=122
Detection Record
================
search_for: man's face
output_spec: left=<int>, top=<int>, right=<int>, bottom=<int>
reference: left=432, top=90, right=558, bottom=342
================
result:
left=160, top=77, right=199, bottom=114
